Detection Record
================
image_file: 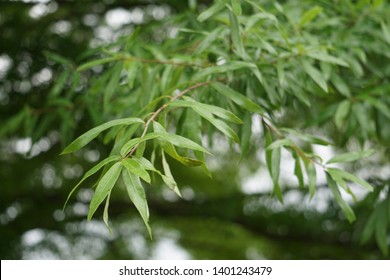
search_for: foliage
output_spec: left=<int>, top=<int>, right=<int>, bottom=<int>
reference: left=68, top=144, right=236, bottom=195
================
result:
left=1, top=0, right=390, bottom=256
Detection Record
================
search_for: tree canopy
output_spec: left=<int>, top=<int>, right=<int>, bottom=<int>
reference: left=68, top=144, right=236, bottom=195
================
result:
left=1, top=0, right=389, bottom=259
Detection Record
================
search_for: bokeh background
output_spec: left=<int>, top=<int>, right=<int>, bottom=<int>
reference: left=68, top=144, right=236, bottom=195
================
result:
left=1, top=0, right=389, bottom=259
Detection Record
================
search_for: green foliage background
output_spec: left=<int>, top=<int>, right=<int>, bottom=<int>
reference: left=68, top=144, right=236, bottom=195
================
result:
left=0, top=0, right=389, bottom=259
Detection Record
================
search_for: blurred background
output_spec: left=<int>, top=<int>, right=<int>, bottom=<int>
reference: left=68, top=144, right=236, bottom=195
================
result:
left=0, top=0, right=389, bottom=259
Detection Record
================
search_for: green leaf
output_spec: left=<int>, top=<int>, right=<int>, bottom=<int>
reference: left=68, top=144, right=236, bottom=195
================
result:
left=240, top=112, right=252, bottom=157
left=306, top=51, right=349, bottom=67
left=277, top=62, right=287, bottom=88
left=326, top=172, right=356, bottom=223
left=298, top=6, right=323, bottom=28
left=103, top=192, right=112, bottom=234
left=157, top=129, right=210, bottom=154
left=170, top=98, right=243, bottom=124
left=381, top=21, right=390, bottom=44
left=361, top=96, right=390, bottom=119
left=62, top=118, right=144, bottom=154
left=122, top=169, right=152, bottom=238
left=197, top=1, right=226, bottom=22
left=306, top=163, right=317, bottom=198
left=88, top=162, right=122, bottom=220
left=192, top=106, right=240, bottom=142
left=77, top=57, right=118, bottom=72
left=44, top=51, right=73, bottom=67
left=122, top=158, right=151, bottom=183
left=326, top=149, right=375, bottom=164
left=153, top=121, right=205, bottom=167
left=327, top=168, right=374, bottom=192
left=104, top=62, right=123, bottom=113
left=194, top=61, right=263, bottom=84
left=266, top=138, right=294, bottom=150
left=271, top=147, right=283, bottom=202
left=360, top=211, right=377, bottom=244
left=211, top=82, right=264, bottom=114
left=231, top=0, right=242, bottom=16
left=126, top=61, right=141, bottom=89
left=120, top=133, right=161, bottom=157
left=326, top=168, right=357, bottom=201
left=228, top=9, right=248, bottom=59
left=279, top=128, right=332, bottom=146
left=264, top=130, right=273, bottom=172
left=375, top=200, right=389, bottom=256
left=49, top=71, right=69, bottom=97
left=63, top=155, right=121, bottom=210
left=134, top=156, right=186, bottom=192
left=302, top=60, right=328, bottom=92
left=195, top=27, right=224, bottom=54
left=0, top=109, right=27, bottom=138
left=293, top=153, right=304, bottom=189
left=133, top=157, right=156, bottom=171
left=334, top=100, right=351, bottom=129
left=161, top=151, right=181, bottom=197
left=331, top=74, right=351, bottom=97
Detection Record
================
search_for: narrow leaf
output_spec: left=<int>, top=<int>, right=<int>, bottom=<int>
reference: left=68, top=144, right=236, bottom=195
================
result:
left=62, top=118, right=144, bottom=154
left=103, top=192, right=112, bottom=234
left=192, top=106, right=239, bottom=142
left=302, top=60, right=328, bottom=92
left=63, top=155, right=121, bottom=210
left=196, top=27, right=224, bottom=54
left=229, top=9, right=247, bottom=59
left=266, top=139, right=294, bottom=150
left=77, top=57, right=118, bottom=72
left=161, top=151, right=181, bottom=197
left=197, top=1, right=226, bottom=22
left=271, top=147, right=283, bottom=202
left=334, top=100, right=351, bottom=129
left=211, top=82, right=264, bottom=114
left=306, top=51, right=349, bottom=67
left=194, top=61, right=263, bottom=84
left=375, top=200, right=389, bottom=256
left=326, top=172, right=356, bottom=223
left=360, top=211, right=377, bottom=244
left=170, top=98, right=243, bottom=124
left=326, top=149, right=375, bottom=164
left=120, top=133, right=160, bottom=157
left=153, top=122, right=204, bottom=167
left=306, top=163, right=317, bottom=198
left=240, top=112, right=252, bottom=157
left=331, top=74, right=351, bottom=97
left=327, top=168, right=374, bottom=192
left=293, top=153, right=304, bottom=189
left=49, top=71, right=69, bottom=97
left=122, top=169, right=152, bottom=238
left=298, top=6, right=323, bottom=28
left=231, top=0, right=242, bottom=16
left=88, top=162, right=122, bottom=220
left=122, top=158, right=151, bottom=183
left=381, top=21, right=390, bottom=44
left=157, top=130, right=210, bottom=154
left=104, top=62, right=123, bottom=113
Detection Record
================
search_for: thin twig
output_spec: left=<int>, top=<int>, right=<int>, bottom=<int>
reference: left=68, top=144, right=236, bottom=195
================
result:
left=125, top=81, right=211, bottom=158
